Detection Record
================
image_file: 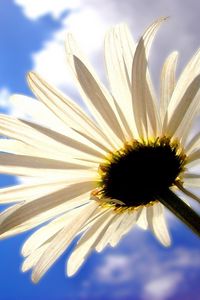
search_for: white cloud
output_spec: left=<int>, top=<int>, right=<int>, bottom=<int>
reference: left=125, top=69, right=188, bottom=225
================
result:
left=144, top=272, right=182, bottom=300
left=0, top=88, right=11, bottom=110
left=20, top=0, right=199, bottom=100
left=89, top=238, right=200, bottom=299
left=96, top=254, right=132, bottom=284
left=14, top=0, right=80, bottom=20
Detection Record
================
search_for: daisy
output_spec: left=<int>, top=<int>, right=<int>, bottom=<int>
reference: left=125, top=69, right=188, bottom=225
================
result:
left=0, top=17, right=200, bottom=283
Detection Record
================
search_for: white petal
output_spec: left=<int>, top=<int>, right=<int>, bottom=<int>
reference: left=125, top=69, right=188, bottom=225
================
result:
left=66, top=33, right=125, bottom=149
left=73, top=57, right=125, bottom=146
left=160, top=51, right=178, bottom=122
left=10, top=95, right=67, bottom=132
left=166, top=75, right=200, bottom=143
left=67, top=208, right=114, bottom=276
left=137, top=207, right=148, bottom=229
left=187, top=150, right=200, bottom=166
left=185, top=132, right=200, bottom=155
left=27, top=73, right=112, bottom=152
left=0, top=115, right=103, bottom=163
left=22, top=205, right=86, bottom=257
left=105, top=24, right=138, bottom=139
left=183, top=173, right=200, bottom=187
left=0, top=194, right=90, bottom=239
left=95, top=213, right=124, bottom=252
left=109, top=210, right=139, bottom=247
left=31, top=201, right=98, bottom=282
left=132, top=18, right=164, bottom=138
left=165, top=47, right=200, bottom=137
left=0, top=181, right=94, bottom=236
left=0, top=175, right=94, bottom=204
left=0, top=153, right=96, bottom=177
left=147, top=203, right=171, bottom=246
left=22, top=244, right=50, bottom=272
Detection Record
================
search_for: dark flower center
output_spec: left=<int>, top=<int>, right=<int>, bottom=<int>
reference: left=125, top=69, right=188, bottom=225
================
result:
left=99, top=137, right=186, bottom=208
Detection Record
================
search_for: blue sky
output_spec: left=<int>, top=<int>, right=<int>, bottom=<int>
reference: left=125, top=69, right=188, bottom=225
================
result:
left=0, top=1, right=200, bottom=300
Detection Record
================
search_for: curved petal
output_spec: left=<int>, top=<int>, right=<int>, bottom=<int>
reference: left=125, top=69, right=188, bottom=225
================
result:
left=95, top=213, right=124, bottom=252
left=27, top=73, right=112, bottom=152
left=105, top=24, right=138, bottom=139
left=0, top=194, right=90, bottom=239
left=0, top=115, right=102, bottom=163
left=22, top=205, right=86, bottom=257
left=160, top=51, right=178, bottom=122
left=165, top=75, right=200, bottom=143
left=183, top=173, right=200, bottom=187
left=67, top=209, right=114, bottom=276
left=164, top=47, right=200, bottom=138
left=0, top=175, right=94, bottom=204
left=187, top=149, right=200, bottom=166
left=31, top=201, right=98, bottom=283
left=185, top=132, right=200, bottom=155
left=109, top=210, right=139, bottom=247
left=0, top=181, right=95, bottom=236
left=147, top=203, right=171, bottom=246
left=65, top=33, right=126, bottom=149
left=22, top=244, right=49, bottom=272
left=0, top=153, right=96, bottom=177
left=132, top=18, right=164, bottom=138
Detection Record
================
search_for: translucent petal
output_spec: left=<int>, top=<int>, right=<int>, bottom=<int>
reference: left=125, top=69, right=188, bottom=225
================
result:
left=0, top=153, right=96, bottom=177
left=67, top=209, right=114, bottom=276
left=132, top=18, right=164, bottom=138
left=183, top=173, right=200, bottom=187
left=165, top=75, right=200, bottom=143
left=160, top=51, right=178, bottom=122
left=31, top=201, right=98, bottom=282
left=105, top=24, right=137, bottom=139
left=66, top=33, right=125, bottom=149
left=147, top=203, right=171, bottom=246
left=27, top=73, right=112, bottom=152
left=0, top=182, right=94, bottom=236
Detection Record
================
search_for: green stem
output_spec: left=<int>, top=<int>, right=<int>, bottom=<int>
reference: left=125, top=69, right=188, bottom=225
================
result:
left=157, top=189, right=200, bottom=237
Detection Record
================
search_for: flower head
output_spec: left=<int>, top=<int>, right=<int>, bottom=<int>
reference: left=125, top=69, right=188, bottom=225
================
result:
left=0, top=18, right=200, bottom=282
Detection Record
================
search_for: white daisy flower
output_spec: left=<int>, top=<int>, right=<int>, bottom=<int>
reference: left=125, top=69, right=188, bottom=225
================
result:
left=0, top=17, right=200, bottom=283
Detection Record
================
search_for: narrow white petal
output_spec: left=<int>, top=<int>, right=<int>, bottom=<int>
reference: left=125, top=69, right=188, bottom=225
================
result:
left=0, top=175, right=94, bottom=204
left=31, top=201, right=98, bottom=283
left=22, top=244, right=50, bottom=272
left=66, top=33, right=125, bottom=149
left=160, top=51, right=178, bottom=121
left=0, top=180, right=72, bottom=204
left=67, top=209, right=114, bottom=276
left=0, top=139, right=43, bottom=156
left=183, top=173, right=200, bottom=187
left=137, top=207, right=148, bottom=229
left=147, top=203, right=171, bottom=246
left=105, top=24, right=138, bottom=139
left=27, top=73, right=112, bottom=152
left=187, top=150, right=200, bottom=166
left=166, top=75, right=200, bottom=143
left=0, top=194, right=90, bottom=239
left=109, top=210, right=139, bottom=247
left=165, top=48, right=200, bottom=137
left=0, top=153, right=97, bottom=177
left=95, top=213, right=124, bottom=252
left=0, top=115, right=104, bottom=163
left=10, top=95, right=67, bottom=132
left=73, top=57, right=125, bottom=147
left=0, top=181, right=95, bottom=235
left=22, top=205, right=86, bottom=257
left=185, top=132, right=200, bottom=155
left=132, top=18, right=165, bottom=138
